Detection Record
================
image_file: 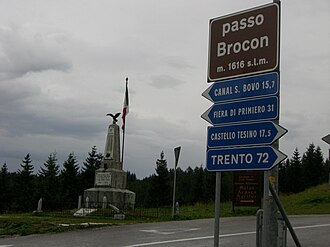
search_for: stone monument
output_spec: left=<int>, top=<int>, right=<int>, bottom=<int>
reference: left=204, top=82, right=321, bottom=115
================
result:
left=84, top=113, right=135, bottom=210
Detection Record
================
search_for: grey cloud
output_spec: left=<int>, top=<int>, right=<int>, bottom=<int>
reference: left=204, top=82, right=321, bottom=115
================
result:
left=0, top=80, right=40, bottom=106
left=149, top=75, right=186, bottom=89
left=0, top=101, right=105, bottom=139
left=0, top=26, right=72, bottom=81
left=161, top=56, right=193, bottom=70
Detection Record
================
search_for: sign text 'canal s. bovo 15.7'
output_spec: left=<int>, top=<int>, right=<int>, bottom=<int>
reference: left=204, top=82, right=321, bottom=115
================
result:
left=202, top=72, right=278, bottom=103
left=207, top=146, right=287, bottom=172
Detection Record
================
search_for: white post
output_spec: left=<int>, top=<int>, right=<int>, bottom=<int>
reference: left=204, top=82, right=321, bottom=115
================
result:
left=102, top=196, right=107, bottom=209
left=37, top=198, right=42, bottom=212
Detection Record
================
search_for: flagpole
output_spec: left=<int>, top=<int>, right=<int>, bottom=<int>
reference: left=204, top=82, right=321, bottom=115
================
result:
left=121, top=77, right=129, bottom=169
left=121, top=124, right=125, bottom=169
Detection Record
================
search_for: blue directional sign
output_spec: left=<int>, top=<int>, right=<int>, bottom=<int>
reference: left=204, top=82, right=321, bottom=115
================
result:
left=202, top=72, right=279, bottom=103
left=207, top=121, right=287, bottom=148
left=201, top=96, right=278, bottom=125
left=207, top=146, right=287, bottom=171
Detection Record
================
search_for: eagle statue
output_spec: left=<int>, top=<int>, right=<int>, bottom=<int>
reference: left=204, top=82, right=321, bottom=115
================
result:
left=106, top=112, right=121, bottom=124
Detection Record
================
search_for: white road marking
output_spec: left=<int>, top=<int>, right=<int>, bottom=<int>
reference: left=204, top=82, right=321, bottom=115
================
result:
left=123, top=231, right=255, bottom=247
left=124, top=223, right=330, bottom=247
left=0, top=245, right=13, bottom=247
left=294, top=223, right=330, bottom=230
left=140, top=228, right=200, bottom=235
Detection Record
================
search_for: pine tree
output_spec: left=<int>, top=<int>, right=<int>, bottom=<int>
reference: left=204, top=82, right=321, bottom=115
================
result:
left=0, top=163, right=11, bottom=212
left=324, top=157, right=330, bottom=184
left=137, top=175, right=155, bottom=207
left=221, top=171, right=233, bottom=202
left=80, top=146, right=103, bottom=192
left=152, top=151, right=171, bottom=206
left=287, top=148, right=303, bottom=193
left=302, top=143, right=325, bottom=189
left=314, top=146, right=326, bottom=184
left=279, top=159, right=289, bottom=192
left=192, top=166, right=205, bottom=202
left=175, top=166, right=194, bottom=205
left=15, top=154, right=35, bottom=211
left=39, top=152, right=60, bottom=207
left=203, top=167, right=216, bottom=203
left=61, top=153, right=80, bottom=207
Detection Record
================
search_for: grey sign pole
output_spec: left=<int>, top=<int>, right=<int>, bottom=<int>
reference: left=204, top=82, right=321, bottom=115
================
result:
left=262, top=1, right=281, bottom=246
left=172, top=146, right=181, bottom=217
left=321, top=134, right=330, bottom=188
left=214, top=172, right=221, bottom=246
left=262, top=140, right=279, bottom=246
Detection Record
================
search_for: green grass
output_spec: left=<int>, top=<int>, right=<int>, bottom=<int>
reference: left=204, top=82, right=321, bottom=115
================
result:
left=280, top=183, right=330, bottom=215
left=177, top=201, right=259, bottom=220
left=1, top=183, right=329, bottom=237
left=0, top=214, right=116, bottom=236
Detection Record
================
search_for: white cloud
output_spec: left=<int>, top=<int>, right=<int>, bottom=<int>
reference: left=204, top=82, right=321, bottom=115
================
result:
left=0, top=25, right=72, bottom=81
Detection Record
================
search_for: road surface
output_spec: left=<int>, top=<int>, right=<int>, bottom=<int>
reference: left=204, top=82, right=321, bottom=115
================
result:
left=1, top=215, right=330, bottom=246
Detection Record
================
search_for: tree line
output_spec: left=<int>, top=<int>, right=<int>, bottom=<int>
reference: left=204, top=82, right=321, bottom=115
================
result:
left=0, top=143, right=329, bottom=212
left=128, top=143, right=329, bottom=207
left=0, top=146, right=103, bottom=212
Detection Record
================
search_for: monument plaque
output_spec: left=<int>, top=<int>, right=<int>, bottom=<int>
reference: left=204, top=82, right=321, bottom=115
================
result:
left=95, top=172, right=111, bottom=186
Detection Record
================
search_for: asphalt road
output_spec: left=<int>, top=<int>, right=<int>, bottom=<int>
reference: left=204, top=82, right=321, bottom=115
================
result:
left=1, top=215, right=330, bottom=247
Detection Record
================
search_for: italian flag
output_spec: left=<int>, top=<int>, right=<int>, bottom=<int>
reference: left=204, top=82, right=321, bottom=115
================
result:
left=122, top=78, right=129, bottom=130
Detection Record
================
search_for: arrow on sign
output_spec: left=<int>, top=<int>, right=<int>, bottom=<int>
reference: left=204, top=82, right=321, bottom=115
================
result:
left=201, top=96, right=278, bottom=125
left=207, top=121, right=287, bottom=148
left=322, top=134, right=330, bottom=145
left=207, top=146, right=287, bottom=172
left=202, top=72, right=279, bottom=103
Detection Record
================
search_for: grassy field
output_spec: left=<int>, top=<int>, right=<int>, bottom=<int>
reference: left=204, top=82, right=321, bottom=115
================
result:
left=280, top=183, right=330, bottom=215
left=1, top=183, right=329, bottom=237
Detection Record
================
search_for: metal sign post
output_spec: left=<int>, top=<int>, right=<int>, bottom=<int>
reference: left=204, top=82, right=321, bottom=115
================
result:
left=172, top=146, right=181, bottom=217
left=214, top=172, right=221, bottom=247
left=262, top=1, right=281, bottom=245
left=321, top=134, right=330, bottom=189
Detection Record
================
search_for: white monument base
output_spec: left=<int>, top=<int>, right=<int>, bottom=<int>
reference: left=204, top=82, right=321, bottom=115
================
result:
left=84, top=187, right=135, bottom=210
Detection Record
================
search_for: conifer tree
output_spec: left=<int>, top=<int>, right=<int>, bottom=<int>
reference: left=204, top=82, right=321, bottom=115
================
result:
left=203, top=167, right=215, bottom=203
left=287, top=148, right=303, bottom=193
left=15, top=154, right=35, bottom=211
left=192, top=166, right=205, bottom=202
left=0, top=163, right=12, bottom=212
left=184, top=167, right=195, bottom=204
left=279, top=159, right=289, bottom=192
left=302, top=143, right=325, bottom=189
left=39, top=152, right=60, bottom=207
left=324, top=156, right=330, bottom=184
left=80, top=146, right=103, bottom=191
left=152, top=151, right=170, bottom=206
left=61, top=152, right=80, bottom=206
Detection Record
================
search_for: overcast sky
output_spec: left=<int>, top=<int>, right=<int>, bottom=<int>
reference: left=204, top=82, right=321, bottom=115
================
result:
left=0, top=0, right=329, bottom=178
